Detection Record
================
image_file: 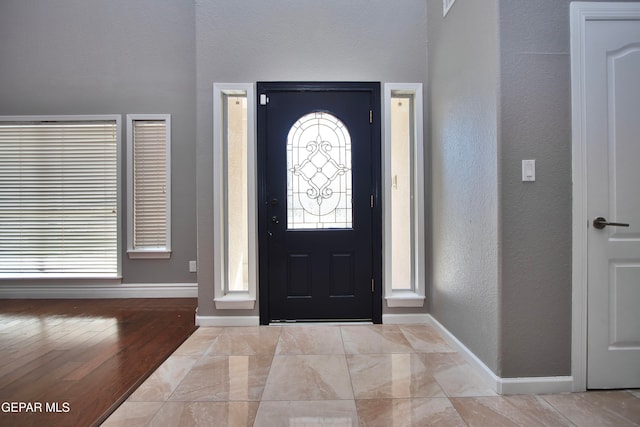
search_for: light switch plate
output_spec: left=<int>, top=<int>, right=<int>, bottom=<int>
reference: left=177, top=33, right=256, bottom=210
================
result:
left=522, top=160, right=536, bottom=182
left=189, top=260, right=197, bottom=273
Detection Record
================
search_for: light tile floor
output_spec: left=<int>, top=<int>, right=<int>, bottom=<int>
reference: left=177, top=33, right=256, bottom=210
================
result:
left=102, top=324, right=640, bottom=426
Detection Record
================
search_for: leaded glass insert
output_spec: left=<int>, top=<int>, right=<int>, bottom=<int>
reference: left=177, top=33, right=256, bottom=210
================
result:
left=287, top=112, right=352, bottom=229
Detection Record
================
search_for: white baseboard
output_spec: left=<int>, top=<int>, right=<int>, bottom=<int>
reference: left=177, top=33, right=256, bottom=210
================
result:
left=426, top=314, right=573, bottom=395
left=195, top=315, right=259, bottom=327
left=499, top=376, right=574, bottom=395
left=382, top=313, right=429, bottom=324
left=0, top=282, right=198, bottom=299
left=426, top=314, right=500, bottom=389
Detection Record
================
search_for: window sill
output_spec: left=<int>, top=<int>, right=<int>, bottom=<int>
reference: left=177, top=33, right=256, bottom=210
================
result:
left=385, top=291, right=425, bottom=308
left=214, top=294, right=256, bottom=310
left=128, top=250, right=171, bottom=259
left=0, top=276, right=122, bottom=285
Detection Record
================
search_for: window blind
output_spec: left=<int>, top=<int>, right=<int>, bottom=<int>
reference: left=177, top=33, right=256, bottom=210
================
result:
left=131, top=119, right=169, bottom=250
left=0, top=120, right=118, bottom=276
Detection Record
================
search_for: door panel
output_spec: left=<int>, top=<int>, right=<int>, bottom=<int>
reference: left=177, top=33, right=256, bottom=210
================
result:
left=287, top=253, right=311, bottom=297
left=585, top=18, right=640, bottom=389
left=258, top=82, right=381, bottom=323
left=330, top=252, right=355, bottom=297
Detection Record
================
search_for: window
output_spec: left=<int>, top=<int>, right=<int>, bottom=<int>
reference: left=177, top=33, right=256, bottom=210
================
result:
left=224, top=96, right=248, bottom=293
left=0, top=116, right=120, bottom=277
left=213, top=84, right=257, bottom=309
left=384, top=84, right=426, bottom=307
left=390, top=95, right=414, bottom=291
left=126, top=115, right=171, bottom=258
left=287, top=112, right=353, bottom=229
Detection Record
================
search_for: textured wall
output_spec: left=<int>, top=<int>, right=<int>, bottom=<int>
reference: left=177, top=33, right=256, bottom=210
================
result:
left=195, top=0, right=428, bottom=317
left=427, top=0, right=637, bottom=378
left=0, top=0, right=197, bottom=284
left=497, top=0, right=639, bottom=379
left=427, top=0, right=501, bottom=372
left=498, top=0, right=573, bottom=378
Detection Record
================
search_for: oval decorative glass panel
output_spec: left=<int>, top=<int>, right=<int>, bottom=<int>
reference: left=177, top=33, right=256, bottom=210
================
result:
left=287, top=112, right=352, bottom=229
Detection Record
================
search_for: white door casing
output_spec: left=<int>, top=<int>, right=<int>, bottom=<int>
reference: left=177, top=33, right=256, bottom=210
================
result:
left=571, top=2, right=640, bottom=390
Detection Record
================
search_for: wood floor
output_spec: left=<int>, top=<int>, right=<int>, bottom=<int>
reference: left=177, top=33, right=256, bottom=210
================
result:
left=0, top=298, right=198, bottom=427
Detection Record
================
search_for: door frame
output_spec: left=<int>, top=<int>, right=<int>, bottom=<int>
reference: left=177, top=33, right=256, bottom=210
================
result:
left=256, top=82, right=382, bottom=325
left=570, top=1, right=640, bottom=392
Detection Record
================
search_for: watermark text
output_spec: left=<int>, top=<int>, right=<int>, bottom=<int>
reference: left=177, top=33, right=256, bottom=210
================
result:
left=1, top=401, right=70, bottom=413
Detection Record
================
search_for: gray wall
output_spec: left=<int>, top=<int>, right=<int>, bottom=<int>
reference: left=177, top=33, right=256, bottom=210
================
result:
left=0, top=0, right=197, bottom=284
left=498, top=0, right=573, bottom=378
left=427, top=0, right=501, bottom=373
left=427, top=0, right=632, bottom=378
left=497, top=0, right=638, bottom=379
left=195, top=0, right=429, bottom=317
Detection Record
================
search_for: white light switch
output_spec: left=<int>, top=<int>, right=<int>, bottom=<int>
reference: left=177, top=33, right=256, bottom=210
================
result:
left=189, top=260, right=197, bottom=273
left=522, top=160, right=535, bottom=182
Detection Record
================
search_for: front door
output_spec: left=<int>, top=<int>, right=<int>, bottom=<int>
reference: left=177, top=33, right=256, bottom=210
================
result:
left=583, top=10, right=640, bottom=388
left=257, top=82, right=381, bottom=323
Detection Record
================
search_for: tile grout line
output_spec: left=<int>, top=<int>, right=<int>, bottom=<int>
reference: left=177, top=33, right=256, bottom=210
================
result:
left=536, top=395, right=579, bottom=427
left=254, top=326, right=282, bottom=417
left=338, top=325, right=361, bottom=423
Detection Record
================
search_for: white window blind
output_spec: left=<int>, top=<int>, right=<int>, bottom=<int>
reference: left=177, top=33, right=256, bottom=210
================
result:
left=127, top=115, right=171, bottom=257
left=0, top=118, right=119, bottom=277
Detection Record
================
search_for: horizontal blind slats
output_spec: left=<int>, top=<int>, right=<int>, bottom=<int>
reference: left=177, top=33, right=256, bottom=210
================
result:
left=0, top=120, right=118, bottom=275
left=132, top=120, right=168, bottom=249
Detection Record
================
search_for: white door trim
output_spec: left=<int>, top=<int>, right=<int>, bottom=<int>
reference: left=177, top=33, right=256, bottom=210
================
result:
left=570, top=1, right=640, bottom=392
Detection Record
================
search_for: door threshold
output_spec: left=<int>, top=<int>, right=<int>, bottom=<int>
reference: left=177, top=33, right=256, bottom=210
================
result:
left=269, top=320, right=373, bottom=326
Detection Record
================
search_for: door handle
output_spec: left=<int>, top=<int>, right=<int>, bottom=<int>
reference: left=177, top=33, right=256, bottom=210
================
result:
left=271, top=216, right=280, bottom=225
left=593, top=217, right=630, bottom=230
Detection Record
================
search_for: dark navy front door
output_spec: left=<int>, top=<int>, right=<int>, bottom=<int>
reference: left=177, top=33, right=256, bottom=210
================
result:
left=257, top=82, right=381, bottom=323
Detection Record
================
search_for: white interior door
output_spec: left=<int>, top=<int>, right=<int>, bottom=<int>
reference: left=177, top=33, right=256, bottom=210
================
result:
left=585, top=10, right=640, bottom=389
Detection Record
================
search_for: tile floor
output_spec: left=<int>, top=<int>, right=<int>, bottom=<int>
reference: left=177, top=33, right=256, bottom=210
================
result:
left=102, top=324, right=640, bottom=426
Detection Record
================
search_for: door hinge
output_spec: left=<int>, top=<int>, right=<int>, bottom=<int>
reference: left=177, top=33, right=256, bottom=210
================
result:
left=370, top=194, right=374, bottom=208
left=369, top=110, right=373, bottom=124
left=371, top=278, right=374, bottom=292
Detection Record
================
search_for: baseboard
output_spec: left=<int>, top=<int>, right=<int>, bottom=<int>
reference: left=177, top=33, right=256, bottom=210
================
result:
left=499, top=376, right=574, bottom=395
left=426, top=314, right=574, bottom=395
left=0, top=282, right=198, bottom=299
left=426, top=314, right=500, bottom=390
left=195, top=315, right=260, bottom=327
left=382, top=313, right=429, bottom=324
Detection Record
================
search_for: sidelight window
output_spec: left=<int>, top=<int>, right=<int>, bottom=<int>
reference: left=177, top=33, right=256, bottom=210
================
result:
left=384, top=84, right=426, bottom=307
left=213, top=83, right=257, bottom=309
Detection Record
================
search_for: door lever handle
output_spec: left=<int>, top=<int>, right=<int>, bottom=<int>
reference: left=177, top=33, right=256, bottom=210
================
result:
left=593, top=217, right=630, bottom=230
left=271, top=216, right=280, bottom=225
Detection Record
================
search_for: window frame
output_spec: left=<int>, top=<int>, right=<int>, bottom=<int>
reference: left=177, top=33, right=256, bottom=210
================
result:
left=213, top=83, right=257, bottom=309
left=383, top=84, right=426, bottom=307
left=126, top=114, right=172, bottom=259
left=0, top=115, right=122, bottom=279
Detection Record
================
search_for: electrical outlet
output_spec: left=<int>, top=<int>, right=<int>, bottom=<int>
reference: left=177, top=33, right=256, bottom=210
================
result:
left=189, top=260, right=197, bottom=273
